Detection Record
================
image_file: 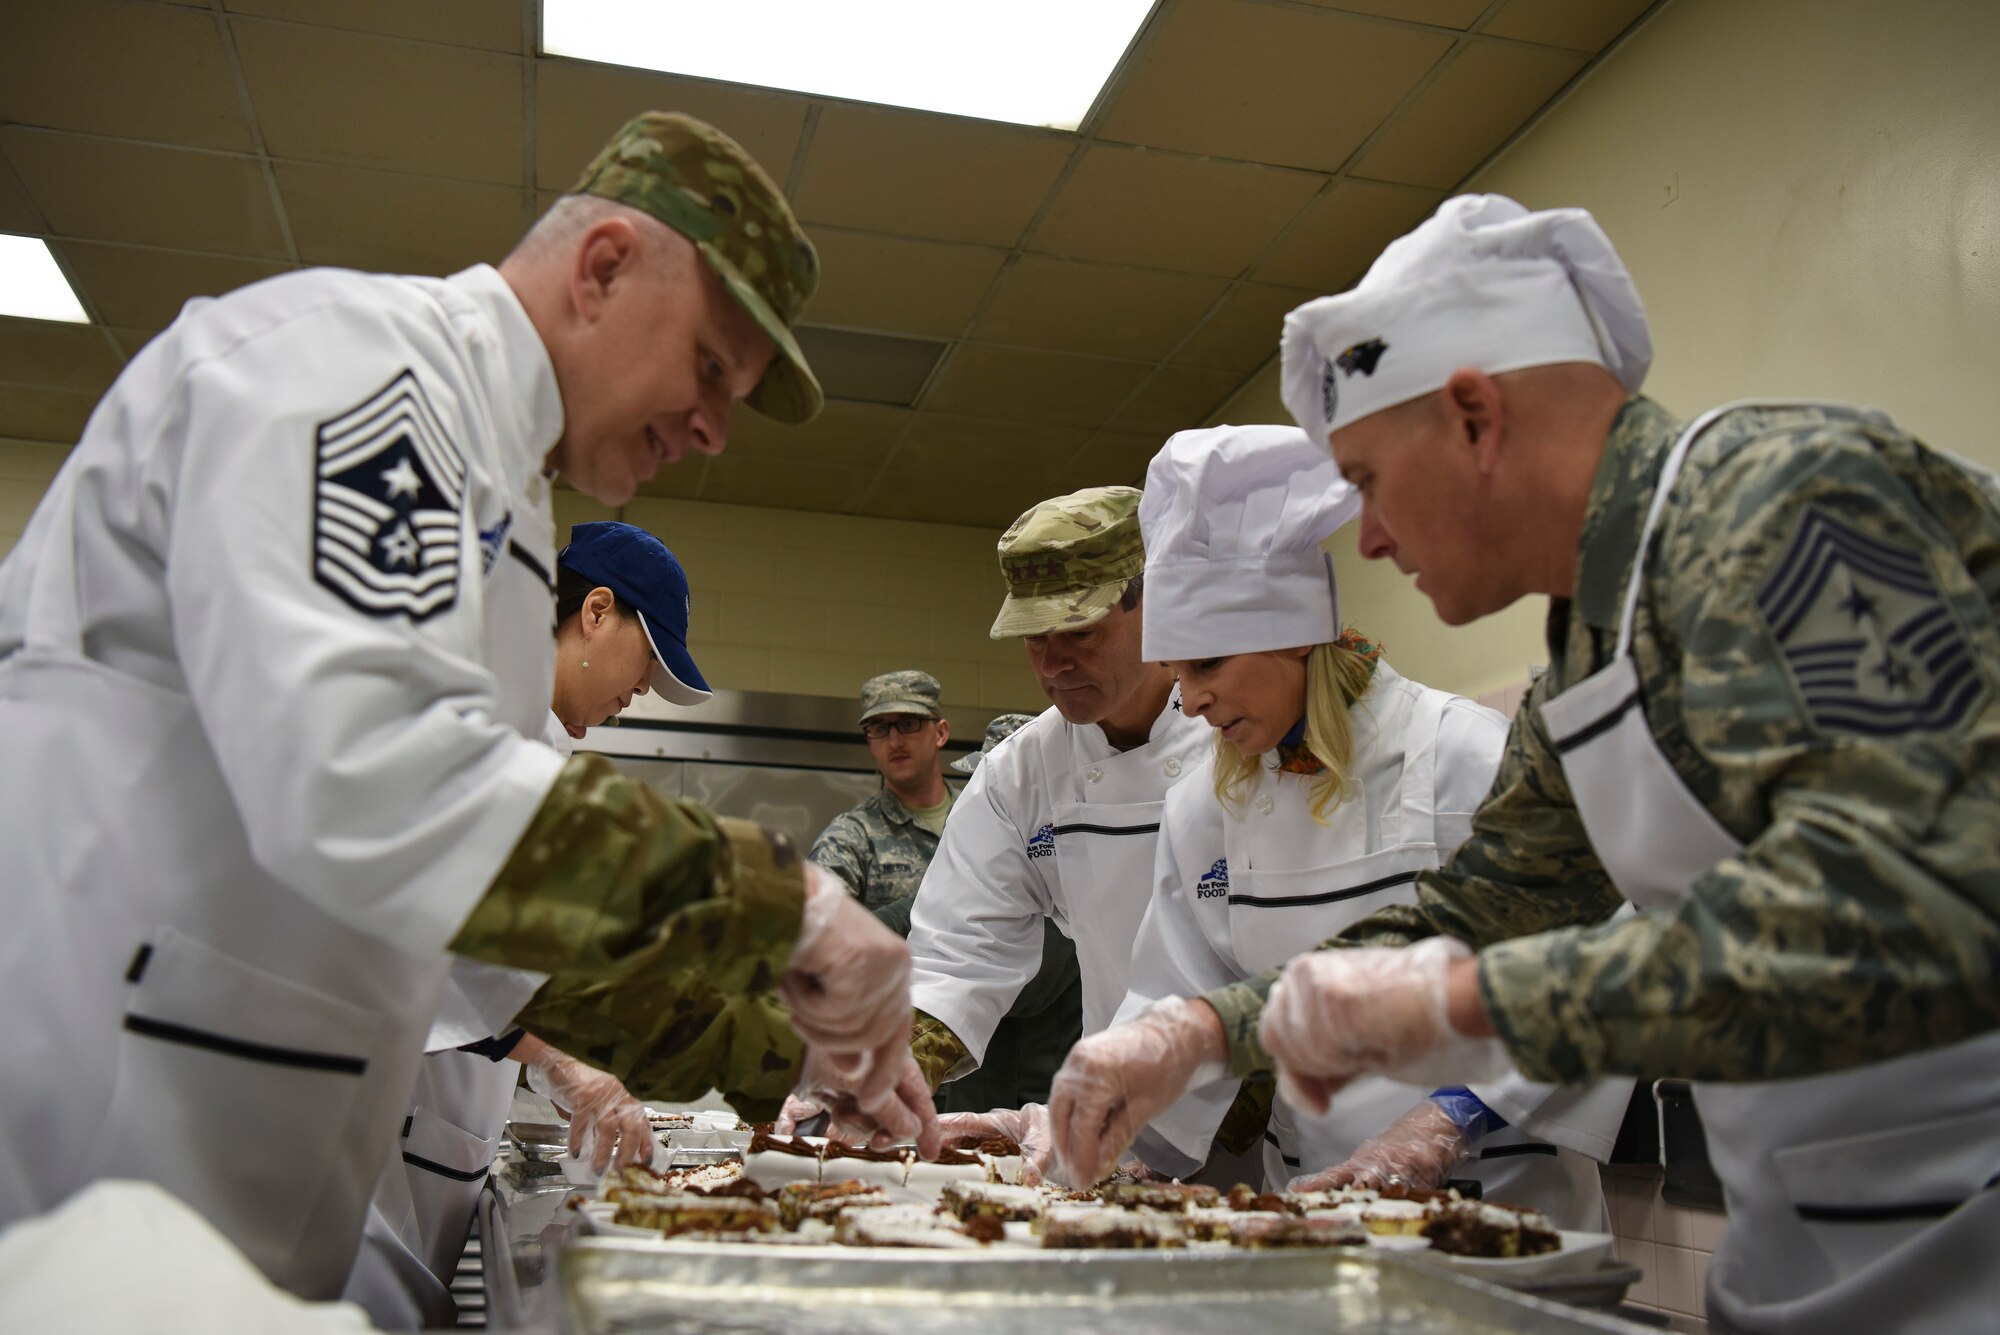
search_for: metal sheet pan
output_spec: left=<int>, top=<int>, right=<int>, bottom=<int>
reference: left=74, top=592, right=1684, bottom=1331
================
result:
left=557, top=1237, right=1656, bottom=1335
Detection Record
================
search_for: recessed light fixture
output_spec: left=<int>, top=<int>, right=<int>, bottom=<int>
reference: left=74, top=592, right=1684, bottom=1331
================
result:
left=0, top=234, right=88, bottom=324
left=543, top=0, right=1155, bottom=131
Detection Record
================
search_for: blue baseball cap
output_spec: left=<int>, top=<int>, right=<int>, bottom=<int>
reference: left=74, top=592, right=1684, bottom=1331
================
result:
left=557, top=522, right=712, bottom=706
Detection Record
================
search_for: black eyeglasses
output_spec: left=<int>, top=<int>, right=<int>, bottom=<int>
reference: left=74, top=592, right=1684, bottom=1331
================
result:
left=861, top=716, right=934, bottom=740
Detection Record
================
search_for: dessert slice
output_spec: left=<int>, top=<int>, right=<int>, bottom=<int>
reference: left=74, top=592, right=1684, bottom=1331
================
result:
left=610, top=1189, right=780, bottom=1238
left=777, top=1179, right=893, bottom=1230
left=1038, top=1205, right=1187, bottom=1249
left=1229, top=1214, right=1368, bottom=1250
left=1422, top=1201, right=1561, bottom=1258
left=1097, top=1181, right=1220, bottom=1213
left=938, top=1180, right=1044, bottom=1223
left=834, top=1203, right=987, bottom=1249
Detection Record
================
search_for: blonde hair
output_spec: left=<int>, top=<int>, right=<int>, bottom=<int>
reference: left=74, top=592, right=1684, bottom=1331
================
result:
left=1213, top=636, right=1380, bottom=823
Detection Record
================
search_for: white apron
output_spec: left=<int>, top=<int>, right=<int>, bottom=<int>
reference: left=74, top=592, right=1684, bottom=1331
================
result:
left=1228, top=690, right=1607, bottom=1222
left=1539, top=401, right=2000, bottom=1334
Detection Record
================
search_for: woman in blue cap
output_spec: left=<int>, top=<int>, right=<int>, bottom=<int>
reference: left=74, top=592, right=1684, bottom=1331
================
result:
left=349, top=521, right=715, bottom=1328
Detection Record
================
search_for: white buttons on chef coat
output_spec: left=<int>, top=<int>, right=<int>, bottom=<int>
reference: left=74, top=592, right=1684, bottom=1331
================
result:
left=1254, top=793, right=1276, bottom=815
left=1085, top=766, right=1103, bottom=784
left=1165, top=758, right=1183, bottom=777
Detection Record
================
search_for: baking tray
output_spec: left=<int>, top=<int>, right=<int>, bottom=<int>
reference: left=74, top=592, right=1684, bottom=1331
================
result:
left=556, top=1238, right=1657, bottom=1335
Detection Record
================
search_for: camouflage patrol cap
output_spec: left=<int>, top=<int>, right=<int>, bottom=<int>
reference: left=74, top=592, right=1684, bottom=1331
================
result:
left=989, top=486, right=1145, bottom=639
left=950, top=712, right=1038, bottom=775
left=859, top=669, right=943, bottom=724
left=571, top=111, right=823, bottom=424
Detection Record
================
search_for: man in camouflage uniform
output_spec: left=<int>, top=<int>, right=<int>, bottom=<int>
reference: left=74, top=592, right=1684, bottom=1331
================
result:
left=0, top=109, right=931, bottom=1297
left=794, top=489, right=1211, bottom=1172
left=811, top=670, right=956, bottom=911
left=1048, top=195, right=2000, bottom=1332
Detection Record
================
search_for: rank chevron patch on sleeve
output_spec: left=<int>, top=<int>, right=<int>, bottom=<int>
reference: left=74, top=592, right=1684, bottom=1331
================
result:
left=313, top=369, right=467, bottom=622
left=1755, top=508, right=1986, bottom=736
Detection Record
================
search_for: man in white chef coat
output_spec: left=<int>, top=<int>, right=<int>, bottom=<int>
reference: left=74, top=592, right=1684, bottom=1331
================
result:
left=888, top=488, right=1210, bottom=1142
left=0, top=111, right=930, bottom=1300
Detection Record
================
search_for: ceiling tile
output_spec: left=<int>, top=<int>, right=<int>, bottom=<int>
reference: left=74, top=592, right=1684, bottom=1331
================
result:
left=1028, top=145, right=1323, bottom=278
left=897, top=413, right=1091, bottom=481
left=792, top=327, right=945, bottom=407
left=1107, top=365, right=1247, bottom=435
left=1483, top=0, right=1657, bottom=53
left=0, top=383, right=100, bottom=443
left=722, top=400, right=909, bottom=468
left=275, top=161, right=528, bottom=274
left=1297, top=0, right=1490, bottom=27
left=804, top=229, right=1005, bottom=340
left=2, top=128, right=287, bottom=260
left=0, top=159, right=43, bottom=232
left=1057, top=431, right=1166, bottom=492
left=0, top=318, right=124, bottom=396
left=0, top=0, right=252, bottom=151
left=861, top=473, right=1054, bottom=530
left=234, top=19, right=523, bottom=184
left=698, top=455, right=877, bottom=512
left=534, top=60, right=808, bottom=191
left=1254, top=179, right=1443, bottom=290
left=924, top=345, right=1150, bottom=431
left=55, top=241, right=289, bottom=330
left=972, top=257, right=1228, bottom=362
left=224, top=0, right=525, bottom=54
left=790, top=106, right=1074, bottom=249
left=1351, top=40, right=1587, bottom=188
left=1095, top=0, right=1452, bottom=173
left=1171, top=281, right=1320, bottom=372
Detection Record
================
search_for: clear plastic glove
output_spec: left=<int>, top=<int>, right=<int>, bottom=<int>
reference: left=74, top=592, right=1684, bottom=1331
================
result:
left=1260, top=937, right=1510, bottom=1116
left=1286, top=1099, right=1470, bottom=1193
left=793, top=1044, right=942, bottom=1157
left=773, top=1092, right=826, bottom=1136
left=1047, top=997, right=1226, bottom=1188
left=520, top=1038, right=660, bottom=1174
left=933, top=1105, right=1055, bottom=1185
left=780, top=865, right=914, bottom=1102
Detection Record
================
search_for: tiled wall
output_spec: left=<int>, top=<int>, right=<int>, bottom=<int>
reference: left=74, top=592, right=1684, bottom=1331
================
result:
left=1601, top=1164, right=1727, bottom=1331
left=554, top=489, right=1050, bottom=713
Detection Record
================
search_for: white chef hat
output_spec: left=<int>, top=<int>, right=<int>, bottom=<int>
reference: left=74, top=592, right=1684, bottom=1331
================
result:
left=1138, top=424, right=1361, bottom=664
left=1280, top=194, right=1652, bottom=446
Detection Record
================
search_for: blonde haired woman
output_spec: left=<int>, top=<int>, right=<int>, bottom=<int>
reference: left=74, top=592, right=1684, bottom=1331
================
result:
left=1053, top=424, right=1626, bottom=1227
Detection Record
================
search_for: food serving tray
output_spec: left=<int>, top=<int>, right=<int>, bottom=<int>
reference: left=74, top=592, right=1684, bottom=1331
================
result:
left=556, top=1237, right=1655, bottom=1335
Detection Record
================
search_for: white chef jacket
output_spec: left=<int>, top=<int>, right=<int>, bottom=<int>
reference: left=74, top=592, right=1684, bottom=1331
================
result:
left=1120, top=663, right=1629, bottom=1217
left=0, top=263, right=569, bottom=1298
left=907, top=696, right=1209, bottom=1061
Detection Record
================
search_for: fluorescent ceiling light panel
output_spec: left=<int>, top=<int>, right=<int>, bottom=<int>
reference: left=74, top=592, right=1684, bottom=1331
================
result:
left=0, top=234, right=89, bottom=323
left=544, top=1, right=1154, bottom=130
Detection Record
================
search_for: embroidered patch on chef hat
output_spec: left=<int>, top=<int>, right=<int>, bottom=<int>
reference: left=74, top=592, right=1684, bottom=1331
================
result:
left=1280, top=194, right=1653, bottom=446
left=1138, top=424, right=1360, bottom=664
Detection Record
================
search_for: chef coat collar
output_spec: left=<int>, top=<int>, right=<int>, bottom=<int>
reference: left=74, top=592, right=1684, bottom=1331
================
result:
left=446, top=264, right=566, bottom=483
left=1570, top=396, right=1682, bottom=637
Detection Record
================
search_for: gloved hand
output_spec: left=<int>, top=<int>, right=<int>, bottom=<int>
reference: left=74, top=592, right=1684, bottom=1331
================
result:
left=519, top=1037, right=660, bottom=1174
left=780, top=865, right=915, bottom=1099
left=774, top=1092, right=826, bottom=1136
left=1260, top=937, right=1510, bottom=1116
left=793, top=1045, right=942, bottom=1156
left=1047, top=997, right=1226, bottom=1188
left=933, top=1105, right=1055, bottom=1185
left=1286, top=1099, right=1469, bottom=1193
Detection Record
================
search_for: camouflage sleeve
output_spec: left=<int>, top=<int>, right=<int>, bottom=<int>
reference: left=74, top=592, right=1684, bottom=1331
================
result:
left=871, top=892, right=916, bottom=939
left=911, top=1009, right=975, bottom=1091
left=1483, top=426, right=2000, bottom=1083
left=1209, top=693, right=1623, bottom=1077
left=450, top=752, right=807, bottom=1118
left=808, top=812, right=870, bottom=900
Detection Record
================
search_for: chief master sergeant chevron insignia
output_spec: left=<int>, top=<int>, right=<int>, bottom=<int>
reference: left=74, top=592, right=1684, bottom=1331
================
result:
left=313, top=369, right=467, bottom=621
left=1755, top=508, right=1986, bottom=736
